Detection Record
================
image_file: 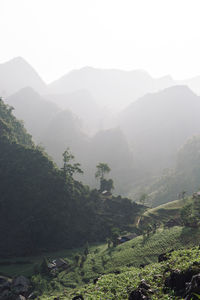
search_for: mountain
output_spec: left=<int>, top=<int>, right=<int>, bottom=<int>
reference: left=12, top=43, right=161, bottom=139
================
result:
left=119, top=85, right=200, bottom=176
left=6, top=87, right=60, bottom=142
left=84, top=128, right=135, bottom=193
left=0, top=57, right=46, bottom=96
left=48, top=67, right=175, bottom=110
left=5, top=86, right=135, bottom=194
left=182, top=75, right=200, bottom=95
left=46, top=89, right=109, bottom=134
left=40, top=109, right=89, bottom=166
left=0, top=97, right=144, bottom=257
left=147, top=134, right=200, bottom=207
left=0, top=98, right=69, bottom=255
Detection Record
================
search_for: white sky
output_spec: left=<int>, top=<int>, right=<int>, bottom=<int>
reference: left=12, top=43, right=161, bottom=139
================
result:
left=1, top=0, right=200, bottom=83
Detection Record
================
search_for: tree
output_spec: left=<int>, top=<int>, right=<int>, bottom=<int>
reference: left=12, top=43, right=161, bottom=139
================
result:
left=84, top=242, right=89, bottom=256
left=95, top=163, right=111, bottom=190
left=40, top=257, right=49, bottom=274
left=180, top=203, right=199, bottom=228
left=61, top=147, right=83, bottom=181
left=110, top=227, right=120, bottom=247
left=139, top=193, right=148, bottom=205
left=74, top=254, right=80, bottom=266
left=178, top=191, right=187, bottom=200
left=100, top=178, right=114, bottom=192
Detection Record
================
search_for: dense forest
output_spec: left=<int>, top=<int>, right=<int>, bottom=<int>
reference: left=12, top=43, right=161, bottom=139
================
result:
left=0, top=97, right=143, bottom=257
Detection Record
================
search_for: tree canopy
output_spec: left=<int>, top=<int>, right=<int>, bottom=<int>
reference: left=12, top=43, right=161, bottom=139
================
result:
left=95, top=162, right=111, bottom=180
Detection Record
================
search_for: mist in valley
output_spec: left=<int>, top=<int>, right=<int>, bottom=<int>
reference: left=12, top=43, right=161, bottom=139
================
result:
left=1, top=56, right=200, bottom=205
left=2, top=2, right=200, bottom=299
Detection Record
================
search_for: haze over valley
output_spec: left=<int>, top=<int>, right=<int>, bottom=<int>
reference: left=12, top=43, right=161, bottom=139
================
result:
left=2, top=56, right=200, bottom=203
left=2, top=1, right=200, bottom=299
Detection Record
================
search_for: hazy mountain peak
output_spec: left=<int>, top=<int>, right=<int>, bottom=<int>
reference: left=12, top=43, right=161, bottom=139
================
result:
left=158, top=84, right=197, bottom=97
left=0, top=57, right=46, bottom=96
left=1, top=57, right=39, bottom=76
left=3, top=56, right=27, bottom=65
left=48, top=66, right=175, bottom=110
left=11, top=86, right=41, bottom=99
left=133, top=84, right=197, bottom=105
left=161, top=74, right=173, bottom=79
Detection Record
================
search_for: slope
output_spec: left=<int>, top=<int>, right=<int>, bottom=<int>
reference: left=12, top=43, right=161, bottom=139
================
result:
left=0, top=57, right=46, bottom=96
left=28, top=225, right=200, bottom=299
left=145, top=134, right=200, bottom=207
left=6, top=87, right=60, bottom=142
left=48, top=67, right=175, bottom=110
left=119, top=85, right=200, bottom=176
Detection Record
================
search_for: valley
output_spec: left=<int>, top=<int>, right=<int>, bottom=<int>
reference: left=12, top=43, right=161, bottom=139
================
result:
left=1, top=57, right=200, bottom=299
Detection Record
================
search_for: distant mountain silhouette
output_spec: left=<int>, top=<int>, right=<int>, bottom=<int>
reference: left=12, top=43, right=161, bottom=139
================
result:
left=40, top=109, right=89, bottom=166
left=46, top=89, right=108, bottom=134
left=180, top=75, right=200, bottom=96
left=84, top=128, right=135, bottom=193
left=48, top=67, right=175, bottom=110
left=3, top=57, right=200, bottom=196
left=119, top=85, right=200, bottom=174
left=6, top=87, right=60, bottom=141
left=0, top=57, right=46, bottom=96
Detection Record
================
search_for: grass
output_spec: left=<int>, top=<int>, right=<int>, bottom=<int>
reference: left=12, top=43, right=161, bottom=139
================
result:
left=1, top=197, right=200, bottom=299
left=27, top=226, right=200, bottom=299
left=0, top=246, right=91, bottom=277
left=0, top=199, right=189, bottom=278
left=68, top=245, right=200, bottom=300
left=36, top=244, right=200, bottom=299
left=144, top=198, right=186, bottom=216
left=141, top=197, right=191, bottom=226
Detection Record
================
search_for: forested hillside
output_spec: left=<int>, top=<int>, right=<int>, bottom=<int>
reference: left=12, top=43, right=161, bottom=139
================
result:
left=0, top=98, right=143, bottom=257
left=3, top=59, right=200, bottom=202
left=7, top=87, right=60, bottom=141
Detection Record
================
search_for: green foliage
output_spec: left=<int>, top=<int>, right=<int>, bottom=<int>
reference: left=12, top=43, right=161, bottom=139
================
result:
left=180, top=197, right=200, bottom=228
left=69, top=245, right=200, bottom=300
left=95, top=162, right=111, bottom=190
left=84, top=242, right=89, bottom=256
left=27, top=226, right=200, bottom=299
left=74, top=254, right=81, bottom=266
left=0, top=98, right=33, bottom=146
left=95, top=162, right=110, bottom=180
left=110, top=227, right=120, bottom=247
left=0, top=97, right=144, bottom=270
left=100, top=178, right=114, bottom=192
left=40, top=257, right=50, bottom=275
left=139, top=193, right=148, bottom=205
left=61, top=147, right=83, bottom=180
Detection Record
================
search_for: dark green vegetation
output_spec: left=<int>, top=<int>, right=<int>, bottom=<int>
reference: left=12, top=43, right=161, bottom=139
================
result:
left=0, top=98, right=143, bottom=257
left=3, top=226, right=199, bottom=299
left=140, top=198, right=187, bottom=229
left=69, top=245, right=200, bottom=300
left=2, top=59, right=200, bottom=299
left=1, top=196, right=197, bottom=299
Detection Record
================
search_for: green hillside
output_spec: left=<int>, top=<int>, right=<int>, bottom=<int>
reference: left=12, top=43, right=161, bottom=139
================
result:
left=0, top=97, right=143, bottom=258
left=69, top=245, right=200, bottom=300
left=1, top=96, right=200, bottom=299
left=140, top=198, right=189, bottom=226
left=11, top=225, right=199, bottom=299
